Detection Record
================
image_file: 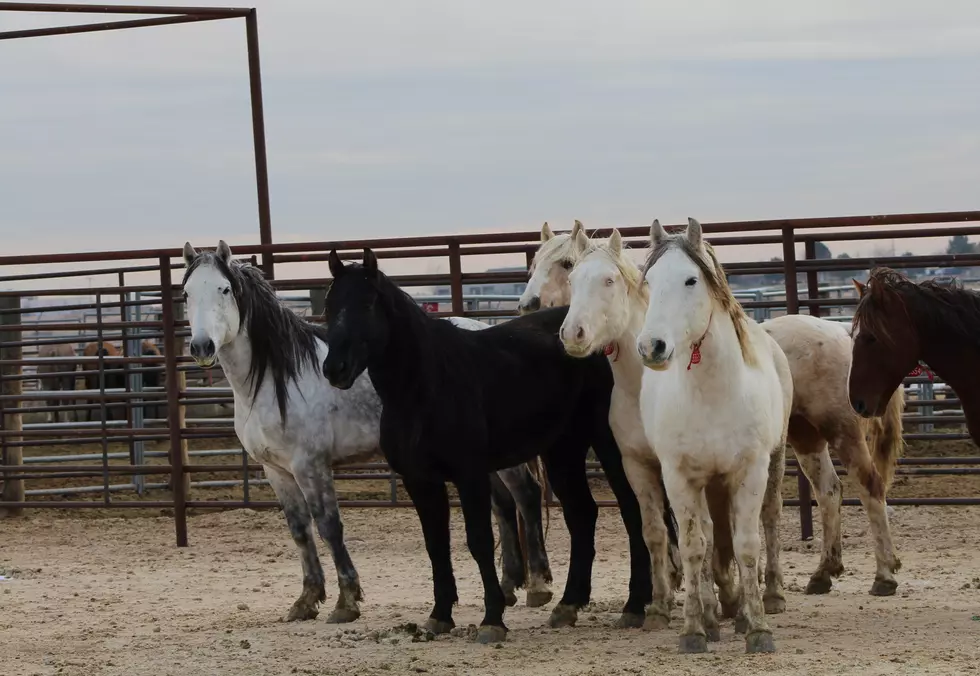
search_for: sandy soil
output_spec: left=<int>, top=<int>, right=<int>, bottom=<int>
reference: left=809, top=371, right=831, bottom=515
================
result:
left=2, top=505, right=980, bottom=676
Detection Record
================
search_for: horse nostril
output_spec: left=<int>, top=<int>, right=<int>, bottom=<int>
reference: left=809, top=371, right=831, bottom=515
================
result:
left=653, top=339, right=667, bottom=354
left=526, top=296, right=541, bottom=312
left=205, top=339, right=215, bottom=356
left=576, top=326, right=585, bottom=340
left=854, top=399, right=866, bottom=415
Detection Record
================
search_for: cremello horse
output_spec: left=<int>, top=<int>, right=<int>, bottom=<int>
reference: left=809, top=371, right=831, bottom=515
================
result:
left=521, top=221, right=905, bottom=599
left=635, top=218, right=793, bottom=653
left=182, top=241, right=554, bottom=624
left=559, top=225, right=787, bottom=646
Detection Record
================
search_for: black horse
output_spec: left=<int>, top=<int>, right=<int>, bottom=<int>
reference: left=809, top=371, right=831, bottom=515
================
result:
left=321, top=249, right=677, bottom=643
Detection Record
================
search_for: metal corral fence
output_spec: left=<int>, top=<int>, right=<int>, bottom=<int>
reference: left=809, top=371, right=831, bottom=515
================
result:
left=2, top=211, right=980, bottom=546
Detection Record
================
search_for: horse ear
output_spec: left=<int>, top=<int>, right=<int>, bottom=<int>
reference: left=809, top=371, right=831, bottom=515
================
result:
left=686, top=218, right=704, bottom=250
left=328, top=250, right=345, bottom=279
left=541, top=222, right=554, bottom=242
left=608, top=229, right=623, bottom=256
left=572, top=226, right=590, bottom=255
left=571, top=219, right=584, bottom=239
left=182, top=242, right=198, bottom=267
left=363, top=248, right=379, bottom=274
left=216, top=239, right=233, bottom=264
left=650, top=219, right=668, bottom=247
left=852, top=278, right=868, bottom=297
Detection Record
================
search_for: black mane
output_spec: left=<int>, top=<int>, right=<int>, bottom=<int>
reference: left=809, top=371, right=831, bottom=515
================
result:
left=856, top=267, right=980, bottom=349
left=183, top=252, right=325, bottom=424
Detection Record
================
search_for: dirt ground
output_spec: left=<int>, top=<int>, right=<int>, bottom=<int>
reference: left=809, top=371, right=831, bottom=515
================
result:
left=2, top=504, right=980, bottom=676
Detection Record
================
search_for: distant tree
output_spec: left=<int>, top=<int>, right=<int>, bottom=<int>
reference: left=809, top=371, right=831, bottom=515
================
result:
left=814, top=241, right=832, bottom=260
left=946, top=234, right=978, bottom=255
left=836, top=252, right=851, bottom=259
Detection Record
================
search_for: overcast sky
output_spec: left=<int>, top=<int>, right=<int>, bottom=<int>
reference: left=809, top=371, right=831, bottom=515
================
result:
left=2, top=1, right=980, bottom=272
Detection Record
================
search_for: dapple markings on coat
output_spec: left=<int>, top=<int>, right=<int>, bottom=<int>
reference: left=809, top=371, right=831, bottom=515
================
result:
left=526, top=221, right=906, bottom=598
left=557, top=226, right=782, bottom=640
left=636, top=218, right=793, bottom=654
left=321, top=247, right=665, bottom=642
left=181, top=241, right=553, bottom=626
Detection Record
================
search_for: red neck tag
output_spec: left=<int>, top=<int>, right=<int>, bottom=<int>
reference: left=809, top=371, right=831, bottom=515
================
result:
left=603, top=342, right=619, bottom=362
left=687, top=316, right=711, bottom=371
left=909, top=362, right=934, bottom=381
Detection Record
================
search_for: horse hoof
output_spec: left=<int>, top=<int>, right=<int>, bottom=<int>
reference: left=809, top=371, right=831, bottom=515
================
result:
left=642, top=612, right=669, bottom=631
left=764, top=595, right=786, bottom=615
left=526, top=590, right=553, bottom=608
left=733, top=615, right=748, bottom=635
left=325, top=607, right=360, bottom=624
left=706, top=626, right=721, bottom=642
left=503, top=590, right=518, bottom=607
left=614, top=612, right=644, bottom=629
left=285, top=603, right=319, bottom=622
left=679, top=633, right=708, bottom=654
left=423, top=618, right=455, bottom=635
left=745, top=630, right=776, bottom=654
left=805, top=576, right=833, bottom=595
left=475, top=625, right=507, bottom=644
left=548, top=604, right=578, bottom=628
left=870, top=577, right=898, bottom=597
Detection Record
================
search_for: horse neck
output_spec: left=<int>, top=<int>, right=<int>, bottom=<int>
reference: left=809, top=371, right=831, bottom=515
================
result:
left=919, top=338, right=980, bottom=431
left=681, top=301, right=746, bottom=387
left=609, top=283, right=650, bottom=396
left=367, top=302, right=431, bottom=404
left=216, top=330, right=256, bottom=400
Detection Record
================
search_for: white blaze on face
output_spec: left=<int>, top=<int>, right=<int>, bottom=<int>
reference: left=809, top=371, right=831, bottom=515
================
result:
left=637, top=247, right=711, bottom=369
left=184, top=262, right=241, bottom=361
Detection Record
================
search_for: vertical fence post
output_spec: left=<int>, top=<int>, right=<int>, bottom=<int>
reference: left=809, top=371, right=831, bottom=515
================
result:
left=449, top=241, right=464, bottom=316
left=160, top=258, right=189, bottom=546
left=0, top=295, right=24, bottom=516
left=783, top=228, right=814, bottom=541
left=246, top=9, right=274, bottom=281
left=804, top=240, right=821, bottom=318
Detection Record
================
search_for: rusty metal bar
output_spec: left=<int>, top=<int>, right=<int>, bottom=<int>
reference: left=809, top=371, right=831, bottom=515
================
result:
left=244, top=9, right=274, bottom=279
left=0, top=3, right=250, bottom=15
left=159, top=257, right=188, bottom=546
left=0, top=13, right=223, bottom=40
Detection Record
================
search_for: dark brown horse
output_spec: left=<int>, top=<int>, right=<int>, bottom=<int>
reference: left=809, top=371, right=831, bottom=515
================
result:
left=36, top=342, right=78, bottom=423
left=849, top=267, right=980, bottom=445
left=82, top=340, right=164, bottom=422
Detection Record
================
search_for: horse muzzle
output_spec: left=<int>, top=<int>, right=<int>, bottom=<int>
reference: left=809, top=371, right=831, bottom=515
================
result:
left=636, top=337, right=672, bottom=371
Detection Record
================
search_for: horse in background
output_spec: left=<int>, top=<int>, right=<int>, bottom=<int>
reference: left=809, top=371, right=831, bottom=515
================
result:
left=524, top=221, right=906, bottom=599
left=636, top=218, right=793, bottom=654
left=182, top=241, right=554, bottom=628
left=36, top=342, right=78, bottom=423
left=850, top=267, right=980, bottom=446
left=322, top=247, right=669, bottom=642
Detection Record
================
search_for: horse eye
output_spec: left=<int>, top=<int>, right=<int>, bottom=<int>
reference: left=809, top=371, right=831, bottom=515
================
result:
left=560, top=260, right=574, bottom=270
left=685, top=277, right=697, bottom=287
left=605, top=278, right=614, bottom=286
left=222, top=288, right=231, bottom=295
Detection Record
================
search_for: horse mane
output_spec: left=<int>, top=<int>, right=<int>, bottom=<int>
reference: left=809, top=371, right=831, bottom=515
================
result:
left=528, top=232, right=580, bottom=276
left=854, top=266, right=980, bottom=349
left=182, top=251, right=324, bottom=424
left=641, top=235, right=757, bottom=366
left=585, top=239, right=648, bottom=302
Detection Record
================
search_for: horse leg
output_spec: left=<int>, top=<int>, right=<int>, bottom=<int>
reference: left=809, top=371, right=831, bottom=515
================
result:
left=263, top=465, right=325, bottom=621
left=705, top=478, right=739, bottom=626
left=660, top=467, right=708, bottom=654
left=496, top=463, right=554, bottom=608
left=292, top=462, right=363, bottom=623
left=542, top=451, right=598, bottom=629
left=490, top=471, right=524, bottom=607
left=590, top=427, right=654, bottom=627
left=620, top=453, right=672, bottom=631
left=833, top=427, right=901, bottom=596
left=790, top=416, right=844, bottom=594
left=697, top=489, right=722, bottom=643
left=401, top=475, right=458, bottom=634
left=731, top=457, right=775, bottom=654
left=456, top=474, right=509, bottom=643
left=761, top=441, right=786, bottom=614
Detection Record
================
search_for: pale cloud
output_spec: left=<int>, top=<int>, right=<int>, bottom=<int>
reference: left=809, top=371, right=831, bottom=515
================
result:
left=1, top=1, right=979, bottom=266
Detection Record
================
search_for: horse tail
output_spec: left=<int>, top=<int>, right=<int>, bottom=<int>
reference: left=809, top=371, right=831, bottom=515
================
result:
left=868, top=385, right=906, bottom=494
left=528, top=457, right=551, bottom=541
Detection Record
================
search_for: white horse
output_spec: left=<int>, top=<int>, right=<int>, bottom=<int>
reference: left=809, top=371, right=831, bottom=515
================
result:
left=558, top=227, right=784, bottom=641
left=635, top=218, right=793, bottom=654
left=181, top=241, right=554, bottom=624
left=523, top=221, right=905, bottom=599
